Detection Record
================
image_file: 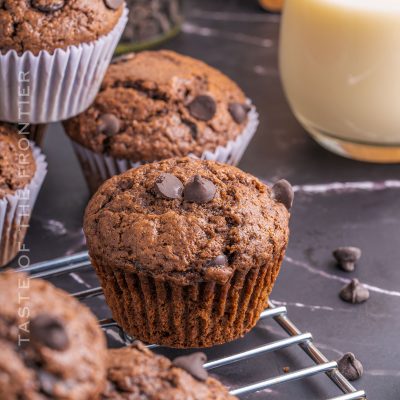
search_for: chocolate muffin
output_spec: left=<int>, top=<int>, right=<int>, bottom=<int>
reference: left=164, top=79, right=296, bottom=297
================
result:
left=0, top=272, right=107, bottom=400
left=64, top=50, right=258, bottom=192
left=0, top=123, right=47, bottom=267
left=0, top=123, right=36, bottom=197
left=84, top=157, right=292, bottom=348
left=102, top=342, right=236, bottom=399
left=0, top=0, right=124, bottom=55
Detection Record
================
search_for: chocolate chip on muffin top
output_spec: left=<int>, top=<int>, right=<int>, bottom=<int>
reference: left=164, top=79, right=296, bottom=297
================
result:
left=0, top=123, right=36, bottom=198
left=64, top=50, right=251, bottom=162
left=84, top=158, right=290, bottom=285
left=0, top=0, right=124, bottom=55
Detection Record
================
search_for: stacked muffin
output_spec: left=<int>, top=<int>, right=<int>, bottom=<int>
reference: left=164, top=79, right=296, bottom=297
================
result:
left=0, top=0, right=128, bottom=123
left=64, top=50, right=258, bottom=192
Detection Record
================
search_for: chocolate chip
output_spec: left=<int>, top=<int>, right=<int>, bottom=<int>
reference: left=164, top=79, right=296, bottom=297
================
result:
left=188, top=95, right=216, bottom=121
left=38, top=371, right=58, bottom=396
left=104, top=0, right=123, bottom=10
left=97, top=114, right=121, bottom=137
left=272, top=179, right=294, bottom=210
left=172, top=352, right=208, bottom=381
left=337, top=353, right=363, bottom=381
left=153, top=173, right=183, bottom=199
left=30, top=314, right=70, bottom=351
left=333, top=247, right=361, bottom=272
left=31, top=0, right=65, bottom=12
left=339, top=279, right=370, bottom=304
left=184, top=175, right=216, bottom=203
left=228, top=103, right=250, bottom=124
left=207, top=254, right=228, bottom=267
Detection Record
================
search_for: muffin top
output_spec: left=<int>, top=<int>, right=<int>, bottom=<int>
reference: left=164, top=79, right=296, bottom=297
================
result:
left=102, top=342, right=237, bottom=400
left=64, top=50, right=251, bottom=162
left=0, top=123, right=36, bottom=198
left=0, top=272, right=107, bottom=400
left=84, top=158, right=290, bottom=285
left=0, top=0, right=124, bottom=55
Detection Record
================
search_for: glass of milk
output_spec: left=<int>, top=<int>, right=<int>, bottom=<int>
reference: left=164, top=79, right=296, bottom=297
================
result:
left=279, top=0, right=400, bottom=163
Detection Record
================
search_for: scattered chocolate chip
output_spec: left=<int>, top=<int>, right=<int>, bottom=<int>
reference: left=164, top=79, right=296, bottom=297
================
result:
left=282, top=366, right=290, bottom=373
left=337, top=353, right=363, bottom=381
left=184, top=175, right=216, bottom=203
left=228, top=103, right=250, bottom=124
left=339, top=279, right=370, bottom=304
left=38, top=371, right=58, bottom=396
left=31, top=0, right=65, bottom=12
left=172, top=352, right=208, bottom=381
left=104, top=0, right=123, bottom=10
left=206, top=254, right=228, bottom=267
left=153, top=173, right=183, bottom=199
left=30, top=314, right=70, bottom=351
left=97, top=114, right=121, bottom=137
left=272, top=179, right=294, bottom=210
left=188, top=95, right=216, bottom=121
left=333, top=247, right=361, bottom=272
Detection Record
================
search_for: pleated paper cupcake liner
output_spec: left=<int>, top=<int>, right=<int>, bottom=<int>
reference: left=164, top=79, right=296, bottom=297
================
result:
left=92, top=250, right=283, bottom=349
left=0, top=145, right=47, bottom=267
left=72, top=103, right=259, bottom=193
left=0, top=8, right=128, bottom=124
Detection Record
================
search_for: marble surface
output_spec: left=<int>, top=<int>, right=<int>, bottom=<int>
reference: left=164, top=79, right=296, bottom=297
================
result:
left=11, top=1, right=400, bottom=398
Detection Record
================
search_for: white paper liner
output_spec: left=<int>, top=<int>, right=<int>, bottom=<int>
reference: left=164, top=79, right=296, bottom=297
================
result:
left=0, top=144, right=47, bottom=267
left=0, top=7, right=128, bottom=124
left=71, top=103, right=259, bottom=193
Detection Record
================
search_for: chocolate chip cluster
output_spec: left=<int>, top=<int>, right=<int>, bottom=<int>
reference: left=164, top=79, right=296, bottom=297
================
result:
left=153, top=173, right=216, bottom=204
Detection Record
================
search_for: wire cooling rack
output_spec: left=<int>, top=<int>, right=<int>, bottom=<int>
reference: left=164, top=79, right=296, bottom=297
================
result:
left=21, top=252, right=366, bottom=400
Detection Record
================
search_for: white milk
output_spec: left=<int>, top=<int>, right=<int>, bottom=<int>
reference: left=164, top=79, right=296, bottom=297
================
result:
left=280, top=0, right=400, bottom=160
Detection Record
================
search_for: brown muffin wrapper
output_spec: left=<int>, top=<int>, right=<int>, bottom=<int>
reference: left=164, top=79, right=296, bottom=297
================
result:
left=92, top=250, right=284, bottom=349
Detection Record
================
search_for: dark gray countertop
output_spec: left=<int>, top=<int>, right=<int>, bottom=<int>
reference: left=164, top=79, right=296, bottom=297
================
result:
left=11, top=1, right=400, bottom=398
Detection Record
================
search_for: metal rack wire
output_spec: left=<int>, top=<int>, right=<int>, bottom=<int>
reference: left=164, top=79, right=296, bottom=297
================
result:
left=21, top=252, right=366, bottom=400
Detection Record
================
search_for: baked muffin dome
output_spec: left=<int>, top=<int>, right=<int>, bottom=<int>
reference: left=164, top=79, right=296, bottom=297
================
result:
left=84, top=158, right=291, bottom=348
left=0, top=123, right=36, bottom=198
left=84, top=157, right=289, bottom=284
left=64, top=50, right=251, bottom=162
left=0, top=0, right=124, bottom=55
left=102, top=342, right=237, bottom=399
left=0, top=272, right=107, bottom=400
